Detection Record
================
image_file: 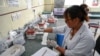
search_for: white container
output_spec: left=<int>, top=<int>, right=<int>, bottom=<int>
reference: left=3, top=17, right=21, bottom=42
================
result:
left=8, top=30, right=17, bottom=41
left=26, top=34, right=36, bottom=39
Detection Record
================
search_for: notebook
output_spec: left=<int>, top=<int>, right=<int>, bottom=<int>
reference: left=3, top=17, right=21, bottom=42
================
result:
left=31, top=47, right=59, bottom=56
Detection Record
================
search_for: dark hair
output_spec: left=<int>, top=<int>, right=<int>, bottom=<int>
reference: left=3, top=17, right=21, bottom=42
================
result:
left=80, top=4, right=88, bottom=8
left=64, top=5, right=87, bottom=22
left=80, top=4, right=89, bottom=22
left=80, top=4, right=89, bottom=13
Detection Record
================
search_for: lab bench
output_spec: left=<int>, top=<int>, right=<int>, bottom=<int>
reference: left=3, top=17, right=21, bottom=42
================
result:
left=21, top=23, right=56, bottom=56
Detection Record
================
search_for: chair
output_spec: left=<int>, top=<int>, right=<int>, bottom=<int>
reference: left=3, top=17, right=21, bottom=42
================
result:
left=88, top=22, right=100, bottom=56
left=88, top=22, right=100, bottom=37
left=94, top=35, right=100, bottom=56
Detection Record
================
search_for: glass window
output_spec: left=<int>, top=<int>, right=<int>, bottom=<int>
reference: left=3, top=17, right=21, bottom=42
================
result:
left=85, top=0, right=100, bottom=8
left=64, top=0, right=100, bottom=8
left=64, top=0, right=83, bottom=6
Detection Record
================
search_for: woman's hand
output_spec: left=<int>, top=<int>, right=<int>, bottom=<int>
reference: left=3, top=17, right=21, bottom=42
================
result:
left=47, top=40, right=58, bottom=48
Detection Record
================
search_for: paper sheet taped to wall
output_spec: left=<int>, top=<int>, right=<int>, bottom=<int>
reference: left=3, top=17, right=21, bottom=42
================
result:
left=0, top=0, right=5, bottom=7
left=7, top=0, right=19, bottom=7
left=31, top=47, right=59, bottom=56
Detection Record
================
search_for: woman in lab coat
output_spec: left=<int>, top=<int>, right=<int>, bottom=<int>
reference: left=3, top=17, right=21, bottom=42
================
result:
left=38, top=5, right=95, bottom=56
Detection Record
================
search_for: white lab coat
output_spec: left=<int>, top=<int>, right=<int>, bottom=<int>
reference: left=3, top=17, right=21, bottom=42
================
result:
left=52, top=24, right=95, bottom=56
left=84, top=21, right=89, bottom=28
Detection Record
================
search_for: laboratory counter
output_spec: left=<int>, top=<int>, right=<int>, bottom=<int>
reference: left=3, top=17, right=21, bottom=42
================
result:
left=21, top=23, right=56, bottom=56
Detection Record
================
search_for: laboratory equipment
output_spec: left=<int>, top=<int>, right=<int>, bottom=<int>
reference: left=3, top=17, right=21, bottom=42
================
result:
left=25, top=27, right=36, bottom=39
left=0, top=40, right=8, bottom=54
left=13, top=33, right=25, bottom=45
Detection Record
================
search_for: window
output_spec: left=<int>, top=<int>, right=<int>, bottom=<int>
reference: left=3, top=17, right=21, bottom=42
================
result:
left=85, top=0, right=100, bottom=8
left=64, top=0, right=100, bottom=8
left=64, top=0, right=83, bottom=6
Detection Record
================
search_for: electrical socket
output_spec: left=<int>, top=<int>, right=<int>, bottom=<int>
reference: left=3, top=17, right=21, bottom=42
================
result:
left=0, top=32, right=3, bottom=38
left=33, top=9, right=35, bottom=13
